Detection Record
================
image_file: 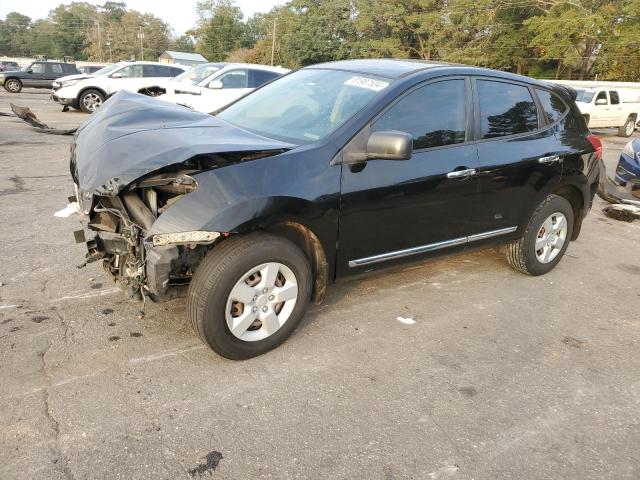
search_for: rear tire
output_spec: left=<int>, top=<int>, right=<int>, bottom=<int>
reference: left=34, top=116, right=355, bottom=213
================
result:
left=4, top=78, right=22, bottom=93
left=187, top=233, right=312, bottom=360
left=618, top=116, right=636, bottom=137
left=505, top=195, right=574, bottom=276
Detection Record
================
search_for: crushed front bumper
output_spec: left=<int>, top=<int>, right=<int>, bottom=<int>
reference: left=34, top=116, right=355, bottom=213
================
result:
left=51, top=93, right=76, bottom=107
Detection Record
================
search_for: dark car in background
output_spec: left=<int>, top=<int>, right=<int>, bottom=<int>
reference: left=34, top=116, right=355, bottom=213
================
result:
left=615, top=139, right=640, bottom=197
left=0, top=60, right=19, bottom=72
left=69, top=59, right=601, bottom=359
left=0, top=60, right=79, bottom=93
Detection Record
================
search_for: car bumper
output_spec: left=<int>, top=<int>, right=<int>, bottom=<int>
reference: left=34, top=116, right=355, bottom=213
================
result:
left=51, top=93, right=76, bottom=106
left=614, top=152, right=640, bottom=186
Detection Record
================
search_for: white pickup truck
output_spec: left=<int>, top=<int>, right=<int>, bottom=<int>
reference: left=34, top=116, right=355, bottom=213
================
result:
left=549, top=80, right=640, bottom=137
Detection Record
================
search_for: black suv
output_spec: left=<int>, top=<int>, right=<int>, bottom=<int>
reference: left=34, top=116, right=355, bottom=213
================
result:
left=69, top=59, right=601, bottom=359
left=0, top=61, right=78, bottom=93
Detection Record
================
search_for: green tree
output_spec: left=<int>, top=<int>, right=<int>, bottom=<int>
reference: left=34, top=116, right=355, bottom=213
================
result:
left=195, top=0, right=248, bottom=61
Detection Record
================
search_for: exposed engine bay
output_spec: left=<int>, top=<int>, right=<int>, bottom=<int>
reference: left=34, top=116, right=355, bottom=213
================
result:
left=75, top=150, right=284, bottom=302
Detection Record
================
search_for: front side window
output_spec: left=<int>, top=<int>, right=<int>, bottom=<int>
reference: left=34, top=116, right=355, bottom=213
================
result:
left=218, top=69, right=390, bottom=144
left=595, top=91, right=608, bottom=104
left=116, top=65, right=143, bottom=78
left=536, top=89, right=567, bottom=124
left=478, top=80, right=538, bottom=139
left=216, top=70, right=248, bottom=89
left=373, top=79, right=466, bottom=150
left=30, top=63, right=45, bottom=74
left=609, top=91, right=620, bottom=104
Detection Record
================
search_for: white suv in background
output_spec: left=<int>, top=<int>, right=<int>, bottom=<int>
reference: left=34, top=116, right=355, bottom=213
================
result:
left=51, top=61, right=187, bottom=113
left=157, top=63, right=289, bottom=113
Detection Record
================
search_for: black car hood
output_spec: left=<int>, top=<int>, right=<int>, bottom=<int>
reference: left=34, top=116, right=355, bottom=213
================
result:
left=72, top=90, right=295, bottom=195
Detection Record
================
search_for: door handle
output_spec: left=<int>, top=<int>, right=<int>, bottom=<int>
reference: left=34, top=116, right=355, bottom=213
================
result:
left=446, top=168, right=477, bottom=179
left=538, top=155, right=562, bottom=165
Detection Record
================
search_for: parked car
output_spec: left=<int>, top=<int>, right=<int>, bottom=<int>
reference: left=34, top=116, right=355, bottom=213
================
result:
left=575, top=87, right=639, bottom=136
left=157, top=62, right=289, bottom=112
left=78, top=65, right=106, bottom=75
left=614, top=139, right=640, bottom=196
left=0, top=61, right=78, bottom=92
left=51, top=61, right=187, bottom=113
left=0, top=60, right=19, bottom=72
left=68, top=59, right=601, bottom=359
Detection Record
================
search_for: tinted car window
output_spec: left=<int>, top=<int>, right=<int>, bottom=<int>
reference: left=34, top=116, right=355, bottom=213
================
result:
left=62, top=63, right=76, bottom=73
left=217, top=70, right=248, bottom=88
left=31, top=63, right=45, bottom=74
left=249, top=70, right=279, bottom=88
left=609, top=91, right=620, bottom=105
left=50, top=63, right=63, bottom=74
left=169, top=67, right=184, bottom=77
left=478, top=80, right=538, bottom=139
left=143, top=65, right=163, bottom=77
left=373, top=79, right=466, bottom=150
left=536, top=89, right=567, bottom=124
left=595, top=91, right=607, bottom=104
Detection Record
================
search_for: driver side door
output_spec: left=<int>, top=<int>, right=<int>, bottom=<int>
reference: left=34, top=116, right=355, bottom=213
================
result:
left=336, top=77, right=480, bottom=276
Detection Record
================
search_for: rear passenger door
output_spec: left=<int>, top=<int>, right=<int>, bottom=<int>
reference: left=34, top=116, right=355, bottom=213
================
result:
left=470, top=78, right=562, bottom=240
left=46, top=63, right=64, bottom=84
left=608, top=91, right=625, bottom=124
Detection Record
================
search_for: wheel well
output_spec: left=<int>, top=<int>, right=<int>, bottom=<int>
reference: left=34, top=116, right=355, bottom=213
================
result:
left=551, top=184, right=584, bottom=240
left=628, top=113, right=637, bottom=121
left=78, top=86, right=106, bottom=101
left=265, top=221, right=329, bottom=304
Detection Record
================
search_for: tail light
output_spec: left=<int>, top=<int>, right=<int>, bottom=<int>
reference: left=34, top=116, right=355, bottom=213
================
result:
left=587, top=134, right=602, bottom=161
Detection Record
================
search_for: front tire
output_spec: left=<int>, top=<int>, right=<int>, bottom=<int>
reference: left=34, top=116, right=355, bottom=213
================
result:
left=505, top=195, right=574, bottom=276
left=79, top=89, right=105, bottom=113
left=4, top=78, right=22, bottom=93
left=187, top=233, right=312, bottom=360
left=618, top=116, right=636, bottom=137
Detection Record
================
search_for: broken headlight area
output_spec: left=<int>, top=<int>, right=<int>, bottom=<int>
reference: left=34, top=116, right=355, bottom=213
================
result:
left=78, top=171, right=217, bottom=302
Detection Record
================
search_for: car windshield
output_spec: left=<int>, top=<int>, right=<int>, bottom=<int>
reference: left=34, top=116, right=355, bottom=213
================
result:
left=93, top=63, right=124, bottom=76
left=175, top=64, right=222, bottom=85
left=575, top=89, right=595, bottom=103
left=218, top=69, right=391, bottom=143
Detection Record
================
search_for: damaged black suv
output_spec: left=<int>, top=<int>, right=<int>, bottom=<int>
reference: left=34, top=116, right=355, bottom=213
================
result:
left=70, top=59, right=601, bottom=359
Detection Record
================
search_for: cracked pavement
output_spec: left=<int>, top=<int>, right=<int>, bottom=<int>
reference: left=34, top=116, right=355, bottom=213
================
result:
left=1, top=89, right=639, bottom=479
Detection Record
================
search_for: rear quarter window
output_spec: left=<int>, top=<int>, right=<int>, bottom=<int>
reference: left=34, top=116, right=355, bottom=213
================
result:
left=477, top=80, right=538, bottom=139
left=536, top=89, right=568, bottom=124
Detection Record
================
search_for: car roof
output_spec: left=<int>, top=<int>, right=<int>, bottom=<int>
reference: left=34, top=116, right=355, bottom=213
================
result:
left=306, top=59, right=558, bottom=90
left=218, top=63, right=289, bottom=72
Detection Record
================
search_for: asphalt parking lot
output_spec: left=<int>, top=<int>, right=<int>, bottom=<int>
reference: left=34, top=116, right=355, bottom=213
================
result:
left=1, top=89, right=639, bottom=480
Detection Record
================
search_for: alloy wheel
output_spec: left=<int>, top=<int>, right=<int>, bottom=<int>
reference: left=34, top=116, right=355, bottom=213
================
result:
left=535, top=212, right=568, bottom=264
left=225, top=262, right=298, bottom=342
left=82, top=93, right=103, bottom=111
left=6, top=80, right=20, bottom=92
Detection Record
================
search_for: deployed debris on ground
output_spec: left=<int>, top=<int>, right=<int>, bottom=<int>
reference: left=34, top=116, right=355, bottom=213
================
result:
left=603, top=203, right=640, bottom=222
left=3, top=104, right=77, bottom=135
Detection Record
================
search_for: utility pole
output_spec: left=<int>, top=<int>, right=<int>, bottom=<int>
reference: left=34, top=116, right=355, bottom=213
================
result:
left=270, top=17, right=277, bottom=66
left=106, top=36, right=112, bottom=63
left=96, top=20, right=103, bottom=63
left=137, top=27, right=144, bottom=61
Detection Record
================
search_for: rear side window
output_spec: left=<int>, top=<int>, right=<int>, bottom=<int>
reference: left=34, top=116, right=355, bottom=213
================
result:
left=536, top=89, right=567, bottom=124
left=31, top=63, right=45, bottom=74
left=62, top=63, right=76, bottom=73
left=168, top=67, right=184, bottom=77
left=217, top=69, right=248, bottom=88
left=609, top=91, right=620, bottom=105
left=249, top=69, right=279, bottom=88
left=477, top=80, right=538, bottom=139
left=50, top=63, right=63, bottom=74
left=373, top=79, right=466, bottom=150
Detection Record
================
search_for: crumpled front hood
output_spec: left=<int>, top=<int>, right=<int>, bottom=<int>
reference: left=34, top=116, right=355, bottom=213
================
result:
left=72, top=90, right=295, bottom=195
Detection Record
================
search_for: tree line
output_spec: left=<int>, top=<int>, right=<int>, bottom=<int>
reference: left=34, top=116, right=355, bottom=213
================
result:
left=1, top=0, right=639, bottom=81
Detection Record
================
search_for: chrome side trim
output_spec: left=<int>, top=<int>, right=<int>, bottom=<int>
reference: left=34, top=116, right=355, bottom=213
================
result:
left=348, top=226, right=518, bottom=268
left=348, top=236, right=467, bottom=267
left=467, top=226, right=518, bottom=243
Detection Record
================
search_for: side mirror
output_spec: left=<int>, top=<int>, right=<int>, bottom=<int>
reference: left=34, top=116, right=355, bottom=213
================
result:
left=365, top=130, right=413, bottom=161
left=110, top=72, right=123, bottom=79
left=208, top=80, right=223, bottom=89
left=27, top=69, right=33, bottom=74
left=595, top=98, right=607, bottom=106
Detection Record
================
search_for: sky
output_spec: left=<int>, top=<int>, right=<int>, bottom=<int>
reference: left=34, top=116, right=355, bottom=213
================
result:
left=0, top=0, right=284, bottom=35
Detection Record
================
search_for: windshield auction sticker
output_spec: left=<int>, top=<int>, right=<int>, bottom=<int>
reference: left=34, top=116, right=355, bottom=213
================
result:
left=344, top=76, right=389, bottom=92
